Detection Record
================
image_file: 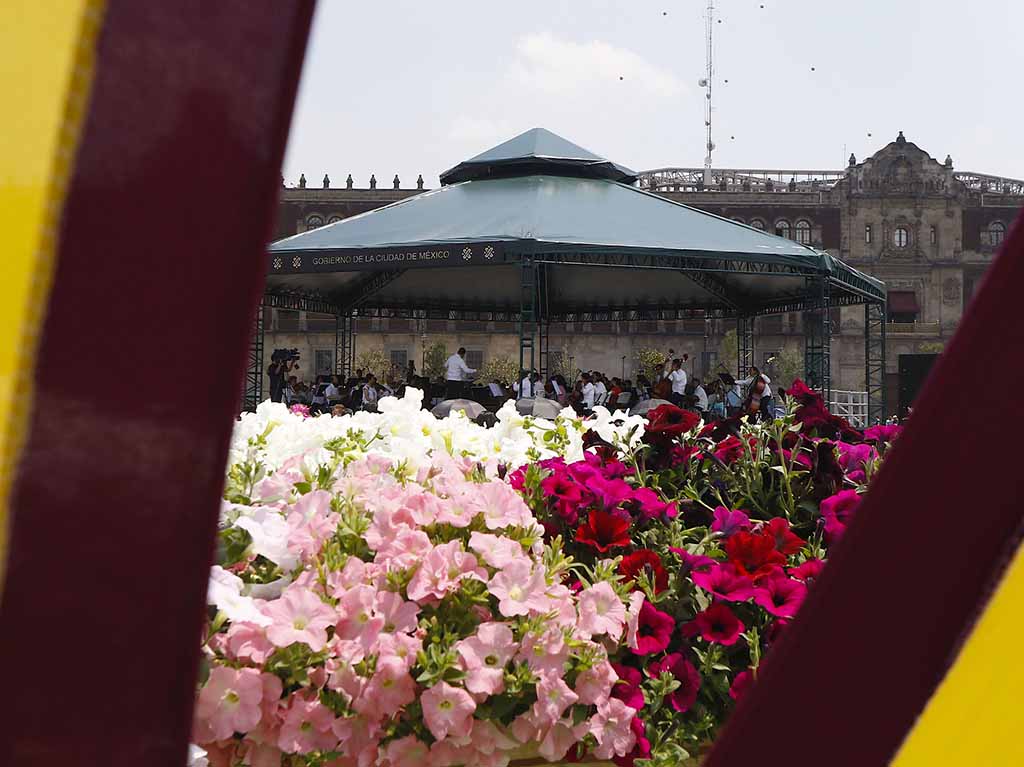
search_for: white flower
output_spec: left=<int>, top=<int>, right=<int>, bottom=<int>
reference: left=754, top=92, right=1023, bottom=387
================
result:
left=187, top=744, right=209, bottom=767
left=207, top=566, right=272, bottom=626
left=232, top=506, right=297, bottom=571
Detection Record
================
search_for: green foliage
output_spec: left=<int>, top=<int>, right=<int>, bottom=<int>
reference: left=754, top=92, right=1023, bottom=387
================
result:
left=770, top=344, right=805, bottom=389
left=919, top=341, right=944, bottom=354
left=636, top=347, right=668, bottom=383
left=475, top=354, right=520, bottom=386
left=547, top=344, right=576, bottom=380
left=422, top=341, right=447, bottom=381
left=355, top=348, right=394, bottom=379
left=719, top=329, right=738, bottom=375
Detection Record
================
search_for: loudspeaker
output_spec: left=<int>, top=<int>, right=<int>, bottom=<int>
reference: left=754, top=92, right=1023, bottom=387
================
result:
left=898, top=354, right=939, bottom=417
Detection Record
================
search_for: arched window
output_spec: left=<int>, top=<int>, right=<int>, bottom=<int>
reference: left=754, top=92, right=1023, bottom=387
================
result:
left=750, top=218, right=766, bottom=231
left=989, top=221, right=1007, bottom=247
left=795, top=219, right=812, bottom=244
left=775, top=220, right=791, bottom=239
left=893, top=226, right=910, bottom=248
left=327, top=215, right=342, bottom=224
left=306, top=214, right=324, bottom=230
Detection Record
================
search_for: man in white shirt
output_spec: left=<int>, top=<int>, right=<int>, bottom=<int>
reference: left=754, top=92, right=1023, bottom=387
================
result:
left=445, top=347, right=476, bottom=399
left=736, top=366, right=773, bottom=419
left=593, top=373, right=608, bottom=405
left=692, top=377, right=709, bottom=413
left=581, top=373, right=596, bottom=411
left=519, top=372, right=534, bottom=399
left=668, top=359, right=688, bottom=405
left=362, top=374, right=380, bottom=411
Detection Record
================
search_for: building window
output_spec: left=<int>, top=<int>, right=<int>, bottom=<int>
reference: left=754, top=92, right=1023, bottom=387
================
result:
left=306, top=214, right=324, bottom=229
left=465, top=350, right=484, bottom=371
left=988, top=221, right=1007, bottom=247
left=865, top=225, right=872, bottom=244
left=930, top=226, right=937, bottom=245
left=327, top=215, right=342, bottom=224
left=893, top=226, right=910, bottom=248
left=775, top=220, right=791, bottom=239
left=314, top=349, right=335, bottom=376
left=794, top=219, right=812, bottom=244
left=276, top=309, right=299, bottom=331
left=750, top=218, right=766, bottom=231
left=887, top=290, right=919, bottom=324
left=389, top=349, right=409, bottom=371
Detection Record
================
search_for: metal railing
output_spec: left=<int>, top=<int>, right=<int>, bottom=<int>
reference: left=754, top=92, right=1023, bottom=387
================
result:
left=830, top=390, right=868, bottom=427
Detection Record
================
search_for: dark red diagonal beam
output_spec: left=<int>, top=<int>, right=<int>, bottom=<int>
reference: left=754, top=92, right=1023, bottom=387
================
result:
left=705, top=209, right=1024, bottom=767
left=0, top=3, right=314, bottom=766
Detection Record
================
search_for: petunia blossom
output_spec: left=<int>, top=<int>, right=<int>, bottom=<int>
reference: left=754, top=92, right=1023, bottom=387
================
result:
left=753, top=573, right=808, bottom=619
left=609, top=663, right=645, bottom=710
left=789, top=558, right=825, bottom=584
left=420, top=682, right=476, bottom=742
left=588, top=698, right=638, bottom=760
left=355, top=656, right=417, bottom=719
left=195, top=666, right=264, bottom=742
left=617, top=550, right=669, bottom=594
left=575, top=510, right=632, bottom=553
left=723, top=530, right=786, bottom=581
left=630, top=601, right=674, bottom=656
left=647, top=653, right=701, bottom=713
left=710, top=506, right=752, bottom=537
left=277, top=694, right=338, bottom=754
left=532, top=671, right=579, bottom=727
left=576, top=659, right=618, bottom=706
left=691, top=563, right=757, bottom=603
left=683, top=602, right=745, bottom=646
left=820, top=489, right=862, bottom=542
left=762, top=517, right=806, bottom=556
left=262, top=587, right=336, bottom=652
left=577, top=581, right=627, bottom=640
left=456, top=622, right=518, bottom=696
left=487, top=559, right=549, bottom=617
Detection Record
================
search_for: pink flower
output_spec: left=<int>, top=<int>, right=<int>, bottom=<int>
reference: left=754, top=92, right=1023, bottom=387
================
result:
left=683, top=602, right=745, bottom=646
left=487, top=559, right=549, bottom=617
left=474, top=481, right=533, bottom=529
left=577, top=581, right=626, bottom=640
left=383, top=735, right=430, bottom=767
left=629, top=600, right=675, bottom=656
left=575, top=659, right=617, bottom=705
left=691, top=563, right=757, bottom=602
left=375, top=591, right=420, bottom=634
left=729, top=669, right=755, bottom=701
left=710, top=506, right=752, bottom=536
left=223, top=622, right=275, bottom=664
left=277, top=694, right=338, bottom=754
left=468, top=531, right=527, bottom=569
left=456, top=622, right=518, bottom=696
left=374, top=632, right=422, bottom=670
left=789, top=558, right=825, bottom=584
left=589, top=698, right=638, bottom=760
left=753, top=573, right=808, bottom=618
left=355, top=656, right=417, bottom=719
left=195, top=666, right=264, bottom=742
left=407, top=540, right=485, bottom=603
left=288, top=403, right=311, bottom=418
left=537, top=720, right=581, bottom=763
left=837, top=441, right=877, bottom=484
left=532, top=671, right=579, bottom=727
left=647, top=653, right=701, bottom=713
left=609, top=663, right=645, bottom=710
left=820, top=489, right=862, bottom=541
left=518, top=628, right=570, bottom=675
left=336, top=584, right=385, bottom=649
left=420, top=682, right=476, bottom=742
left=613, top=717, right=651, bottom=767
left=263, top=587, right=336, bottom=652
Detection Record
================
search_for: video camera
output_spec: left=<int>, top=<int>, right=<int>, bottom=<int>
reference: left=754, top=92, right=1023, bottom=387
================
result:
left=271, top=348, right=301, bottom=364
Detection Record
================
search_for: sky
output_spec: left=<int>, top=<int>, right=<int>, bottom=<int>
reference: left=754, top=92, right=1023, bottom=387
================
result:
left=282, top=0, right=1024, bottom=188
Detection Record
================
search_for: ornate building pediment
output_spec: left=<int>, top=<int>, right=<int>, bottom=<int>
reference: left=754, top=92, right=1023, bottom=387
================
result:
left=846, top=132, right=961, bottom=198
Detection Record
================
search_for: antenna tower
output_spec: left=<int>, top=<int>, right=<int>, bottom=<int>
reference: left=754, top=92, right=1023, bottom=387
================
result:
left=702, top=0, right=715, bottom=187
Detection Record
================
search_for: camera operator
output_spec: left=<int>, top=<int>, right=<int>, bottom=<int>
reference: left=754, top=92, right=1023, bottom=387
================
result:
left=267, top=356, right=296, bottom=403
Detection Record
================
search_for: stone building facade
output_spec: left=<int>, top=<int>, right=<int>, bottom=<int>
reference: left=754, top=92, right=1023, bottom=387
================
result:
left=266, top=134, right=1021, bottom=415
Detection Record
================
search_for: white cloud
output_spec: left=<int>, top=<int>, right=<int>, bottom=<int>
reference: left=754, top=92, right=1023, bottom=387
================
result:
left=509, top=31, right=684, bottom=97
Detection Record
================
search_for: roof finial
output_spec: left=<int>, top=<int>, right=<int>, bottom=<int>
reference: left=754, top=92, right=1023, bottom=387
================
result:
left=369, top=174, right=377, bottom=190
left=298, top=173, right=307, bottom=189
left=896, top=131, right=906, bottom=145
left=393, top=174, right=401, bottom=189
left=346, top=174, right=353, bottom=189
left=416, top=174, right=424, bottom=190
left=944, top=154, right=953, bottom=169
left=849, top=153, right=857, bottom=167
left=322, top=173, right=330, bottom=189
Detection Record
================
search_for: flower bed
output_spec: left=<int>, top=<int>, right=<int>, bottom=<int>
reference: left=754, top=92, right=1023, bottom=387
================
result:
left=193, top=384, right=898, bottom=767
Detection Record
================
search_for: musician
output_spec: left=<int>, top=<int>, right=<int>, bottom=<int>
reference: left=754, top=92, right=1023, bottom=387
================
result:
left=736, top=366, right=773, bottom=421
left=668, top=359, right=688, bottom=406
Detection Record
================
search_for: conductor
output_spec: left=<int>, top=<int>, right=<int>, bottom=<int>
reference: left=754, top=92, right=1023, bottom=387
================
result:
left=445, top=347, right=476, bottom=399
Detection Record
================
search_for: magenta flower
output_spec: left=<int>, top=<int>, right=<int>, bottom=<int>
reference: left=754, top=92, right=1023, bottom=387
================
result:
left=820, top=489, right=862, bottom=541
left=753, top=573, right=808, bottom=618
left=610, top=663, right=645, bottom=710
left=864, top=424, right=902, bottom=444
left=710, top=506, right=752, bottom=537
left=837, top=441, right=877, bottom=484
left=789, top=558, right=825, bottom=584
left=628, top=600, right=675, bottom=655
left=668, top=548, right=716, bottom=579
left=625, top=487, right=674, bottom=523
left=684, top=602, right=745, bottom=646
left=262, top=587, right=336, bottom=652
left=691, top=563, right=757, bottom=602
left=729, top=669, right=754, bottom=701
left=647, top=653, right=701, bottom=713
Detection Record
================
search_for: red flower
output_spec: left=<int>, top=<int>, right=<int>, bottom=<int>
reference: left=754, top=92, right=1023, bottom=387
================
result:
left=612, top=717, right=651, bottom=767
left=683, top=602, right=745, bottom=646
left=645, top=404, right=700, bottom=439
left=723, top=530, right=786, bottom=581
left=753, top=573, right=808, bottom=619
left=610, top=663, right=645, bottom=710
left=762, top=517, right=805, bottom=556
left=713, top=435, right=758, bottom=464
left=789, top=379, right=833, bottom=430
left=540, top=472, right=585, bottom=525
left=575, top=510, right=632, bottom=552
left=619, top=550, right=669, bottom=593
left=729, top=669, right=754, bottom=701
left=820, top=489, right=861, bottom=542
left=647, top=653, right=701, bottom=712
left=632, top=600, right=675, bottom=655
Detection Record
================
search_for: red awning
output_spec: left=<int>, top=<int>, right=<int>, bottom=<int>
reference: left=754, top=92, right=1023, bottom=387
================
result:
left=888, top=290, right=919, bottom=313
